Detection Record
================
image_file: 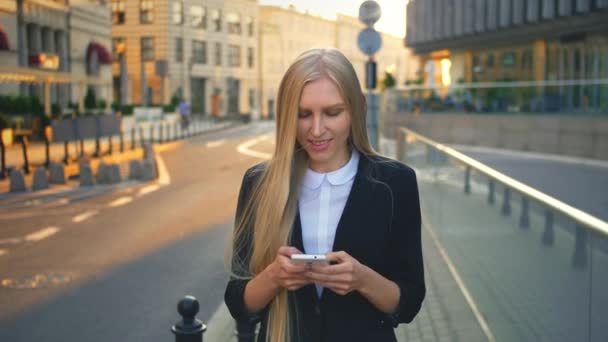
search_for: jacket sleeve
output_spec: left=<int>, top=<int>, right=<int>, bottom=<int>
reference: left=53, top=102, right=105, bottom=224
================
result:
left=386, top=166, right=425, bottom=325
left=224, top=167, right=263, bottom=323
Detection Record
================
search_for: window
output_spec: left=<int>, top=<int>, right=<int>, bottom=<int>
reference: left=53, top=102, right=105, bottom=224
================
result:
left=141, top=37, right=154, bottom=61
left=211, top=9, right=222, bottom=31
left=215, top=42, right=222, bottom=66
left=110, top=0, right=125, bottom=24
left=140, top=0, right=154, bottom=24
left=190, top=6, right=207, bottom=29
left=486, top=54, right=495, bottom=67
left=522, top=49, right=533, bottom=70
left=175, top=38, right=183, bottom=62
left=112, top=37, right=125, bottom=60
left=192, top=40, right=207, bottom=64
left=172, top=1, right=183, bottom=25
left=247, top=47, right=254, bottom=68
left=227, top=13, right=241, bottom=35
left=246, top=16, right=254, bottom=36
left=228, top=44, right=241, bottom=67
left=502, top=51, right=516, bottom=67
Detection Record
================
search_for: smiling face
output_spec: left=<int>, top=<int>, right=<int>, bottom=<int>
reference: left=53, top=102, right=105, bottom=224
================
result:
left=296, top=76, right=352, bottom=173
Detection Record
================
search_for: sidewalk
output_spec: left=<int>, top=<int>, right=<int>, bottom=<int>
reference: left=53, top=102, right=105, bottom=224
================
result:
left=0, top=118, right=240, bottom=193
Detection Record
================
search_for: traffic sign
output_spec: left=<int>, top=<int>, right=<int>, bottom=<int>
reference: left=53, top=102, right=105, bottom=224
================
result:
left=357, top=28, right=382, bottom=56
left=359, top=1, right=381, bottom=26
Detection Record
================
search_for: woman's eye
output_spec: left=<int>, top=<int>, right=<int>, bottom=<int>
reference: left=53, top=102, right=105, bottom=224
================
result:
left=298, top=112, right=310, bottom=118
left=326, top=109, right=343, bottom=117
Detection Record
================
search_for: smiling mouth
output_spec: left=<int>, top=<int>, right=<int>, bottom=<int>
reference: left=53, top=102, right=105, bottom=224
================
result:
left=309, top=139, right=331, bottom=146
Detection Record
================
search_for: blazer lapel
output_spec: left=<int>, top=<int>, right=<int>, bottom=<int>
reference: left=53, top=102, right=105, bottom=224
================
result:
left=330, top=154, right=372, bottom=253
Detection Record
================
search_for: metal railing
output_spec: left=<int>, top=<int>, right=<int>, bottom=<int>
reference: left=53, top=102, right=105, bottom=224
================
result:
left=0, top=118, right=236, bottom=181
left=395, top=125, right=608, bottom=341
left=397, top=126, right=608, bottom=239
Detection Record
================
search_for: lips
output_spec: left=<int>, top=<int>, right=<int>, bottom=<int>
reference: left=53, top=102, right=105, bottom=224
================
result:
left=308, top=139, right=332, bottom=152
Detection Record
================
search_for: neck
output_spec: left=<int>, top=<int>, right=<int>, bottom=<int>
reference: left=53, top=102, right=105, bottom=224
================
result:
left=309, top=148, right=352, bottom=173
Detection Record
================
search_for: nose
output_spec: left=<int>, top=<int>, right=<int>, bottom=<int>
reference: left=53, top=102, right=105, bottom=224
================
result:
left=311, top=113, right=324, bottom=137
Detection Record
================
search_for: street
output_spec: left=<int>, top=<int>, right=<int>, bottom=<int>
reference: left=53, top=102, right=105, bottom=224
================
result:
left=0, top=122, right=274, bottom=342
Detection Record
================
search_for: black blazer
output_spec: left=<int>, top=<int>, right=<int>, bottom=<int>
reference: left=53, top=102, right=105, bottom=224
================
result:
left=225, top=153, right=425, bottom=342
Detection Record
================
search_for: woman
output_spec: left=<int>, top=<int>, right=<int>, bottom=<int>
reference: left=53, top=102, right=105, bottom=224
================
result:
left=225, top=48, right=425, bottom=342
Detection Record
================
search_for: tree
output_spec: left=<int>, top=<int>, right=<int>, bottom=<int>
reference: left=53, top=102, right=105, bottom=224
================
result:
left=382, top=71, right=396, bottom=90
left=84, top=87, right=97, bottom=110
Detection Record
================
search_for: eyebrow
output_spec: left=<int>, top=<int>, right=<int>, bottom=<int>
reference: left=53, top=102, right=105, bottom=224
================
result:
left=298, top=103, right=345, bottom=112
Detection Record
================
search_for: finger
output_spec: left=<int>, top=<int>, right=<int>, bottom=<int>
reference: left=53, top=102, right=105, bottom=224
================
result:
left=310, top=262, right=352, bottom=275
left=312, top=281, right=351, bottom=294
left=278, top=246, right=302, bottom=257
left=326, top=251, right=350, bottom=263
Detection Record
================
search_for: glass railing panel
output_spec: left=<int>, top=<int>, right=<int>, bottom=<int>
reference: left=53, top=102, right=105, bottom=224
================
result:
left=401, top=135, right=593, bottom=341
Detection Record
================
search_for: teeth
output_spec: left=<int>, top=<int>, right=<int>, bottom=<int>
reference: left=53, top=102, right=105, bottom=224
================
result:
left=311, top=140, right=329, bottom=145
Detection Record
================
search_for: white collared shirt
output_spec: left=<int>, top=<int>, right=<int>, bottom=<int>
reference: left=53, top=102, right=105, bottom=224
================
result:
left=298, top=150, right=360, bottom=296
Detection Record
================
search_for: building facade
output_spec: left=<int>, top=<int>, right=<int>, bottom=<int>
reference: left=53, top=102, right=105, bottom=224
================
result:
left=258, top=5, right=418, bottom=119
left=110, top=0, right=259, bottom=117
left=406, top=0, right=608, bottom=87
left=0, top=0, right=112, bottom=110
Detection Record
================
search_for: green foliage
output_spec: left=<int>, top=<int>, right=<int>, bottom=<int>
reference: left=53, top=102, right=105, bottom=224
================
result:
left=84, top=87, right=97, bottom=109
left=382, top=72, right=396, bottom=90
left=0, top=113, right=11, bottom=129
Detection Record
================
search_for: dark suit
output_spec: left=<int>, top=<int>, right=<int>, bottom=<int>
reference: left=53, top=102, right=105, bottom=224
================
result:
left=225, top=153, right=425, bottom=342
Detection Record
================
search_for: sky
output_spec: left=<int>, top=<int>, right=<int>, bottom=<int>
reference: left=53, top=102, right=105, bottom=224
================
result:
left=258, top=0, right=408, bottom=38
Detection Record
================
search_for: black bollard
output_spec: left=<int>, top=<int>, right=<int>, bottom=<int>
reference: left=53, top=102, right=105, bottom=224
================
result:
left=44, top=128, right=51, bottom=168
left=488, top=179, right=495, bottom=205
left=171, top=296, right=206, bottom=342
left=20, top=135, right=30, bottom=175
left=131, top=127, right=136, bottom=150
left=150, top=125, right=155, bottom=144
left=120, top=129, right=124, bottom=153
left=80, top=139, right=85, bottom=157
left=175, top=122, right=179, bottom=140
left=63, top=141, right=69, bottom=164
left=94, top=136, right=101, bottom=157
left=235, top=319, right=257, bottom=342
left=0, top=132, right=6, bottom=179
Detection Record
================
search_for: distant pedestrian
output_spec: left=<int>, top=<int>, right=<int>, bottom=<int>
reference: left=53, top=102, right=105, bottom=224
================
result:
left=178, top=99, right=190, bottom=129
left=225, top=48, right=425, bottom=342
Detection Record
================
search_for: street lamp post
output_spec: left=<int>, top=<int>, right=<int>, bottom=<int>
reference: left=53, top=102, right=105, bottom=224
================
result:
left=357, top=1, right=382, bottom=151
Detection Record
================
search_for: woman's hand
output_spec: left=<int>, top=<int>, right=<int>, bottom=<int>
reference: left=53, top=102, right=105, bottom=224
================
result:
left=307, top=251, right=369, bottom=296
left=265, top=246, right=312, bottom=291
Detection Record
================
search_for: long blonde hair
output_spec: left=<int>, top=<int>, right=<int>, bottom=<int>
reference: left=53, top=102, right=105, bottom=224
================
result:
left=230, top=48, right=378, bottom=342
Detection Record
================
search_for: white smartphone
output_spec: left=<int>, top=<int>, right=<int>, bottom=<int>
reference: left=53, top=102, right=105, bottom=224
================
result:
left=290, top=254, right=328, bottom=264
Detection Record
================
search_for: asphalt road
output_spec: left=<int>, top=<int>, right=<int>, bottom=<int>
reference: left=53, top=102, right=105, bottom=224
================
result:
left=0, top=121, right=274, bottom=342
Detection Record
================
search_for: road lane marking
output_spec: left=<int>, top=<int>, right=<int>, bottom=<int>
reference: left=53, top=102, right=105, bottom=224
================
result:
left=420, top=208, right=496, bottom=342
left=206, top=139, right=226, bottom=148
left=237, top=135, right=272, bottom=159
left=156, top=154, right=171, bottom=186
left=72, top=210, right=99, bottom=223
left=108, top=196, right=133, bottom=208
left=137, top=184, right=160, bottom=197
left=0, top=249, right=6, bottom=257
left=25, top=227, right=60, bottom=242
left=0, top=237, right=23, bottom=245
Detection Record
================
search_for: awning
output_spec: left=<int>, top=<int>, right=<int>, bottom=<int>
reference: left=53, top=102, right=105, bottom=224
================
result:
left=0, top=26, right=9, bottom=50
left=86, top=42, right=112, bottom=64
